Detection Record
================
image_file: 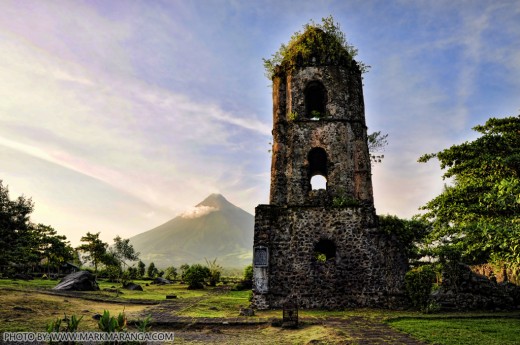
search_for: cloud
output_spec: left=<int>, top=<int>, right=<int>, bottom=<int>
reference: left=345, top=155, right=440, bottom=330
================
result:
left=180, top=205, right=218, bottom=219
left=0, top=1, right=272, bottom=239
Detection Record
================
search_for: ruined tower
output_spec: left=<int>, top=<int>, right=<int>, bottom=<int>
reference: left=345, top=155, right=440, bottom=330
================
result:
left=252, top=27, right=407, bottom=309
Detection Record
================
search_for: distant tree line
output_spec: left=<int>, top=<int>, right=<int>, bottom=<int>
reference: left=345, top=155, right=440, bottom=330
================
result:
left=0, top=185, right=231, bottom=288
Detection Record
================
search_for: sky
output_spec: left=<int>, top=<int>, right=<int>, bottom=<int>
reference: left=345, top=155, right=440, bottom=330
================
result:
left=1, top=0, right=519, bottom=246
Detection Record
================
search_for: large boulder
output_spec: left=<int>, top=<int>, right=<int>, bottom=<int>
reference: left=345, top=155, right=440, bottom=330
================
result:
left=123, top=282, right=143, bottom=291
left=53, top=271, right=99, bottom=291
left=152, top=277, right=171, bottom=285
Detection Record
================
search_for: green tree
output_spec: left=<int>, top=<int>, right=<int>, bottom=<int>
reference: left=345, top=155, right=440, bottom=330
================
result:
left=378, top=215, right=430, bottom=262
left=164, top=266, right=177, bottom=280
left=34, top=224, right=74, bottom=275
left=0, top=180, right=35, bottom=273
left=137, top=260, right=146, bottom=278
left=111, top=235, right=140, bottom=270
left=184, top=264, right=210, bottom=289
left=418, top=116, right=520, bottom=276
left=244, top=264, right=253, bottom=282
left=147, top=262, right=158, bottom=278
left=179, top=263, right=190, bottom=281
left=77, top=232, right=108, bottom=274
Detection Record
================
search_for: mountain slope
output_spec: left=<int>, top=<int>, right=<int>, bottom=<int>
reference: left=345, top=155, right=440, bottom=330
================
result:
left=129, top=194, right=254, bottom=268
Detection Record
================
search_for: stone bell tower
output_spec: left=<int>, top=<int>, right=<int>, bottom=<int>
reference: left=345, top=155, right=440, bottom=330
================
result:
left=252, top=28, right=407, bottom=309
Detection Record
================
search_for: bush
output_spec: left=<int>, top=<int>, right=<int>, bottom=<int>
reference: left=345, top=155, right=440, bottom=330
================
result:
left=184, top=264, right=210, bottom=289
left=205, top=258, right=222, bottom=287
left=164, top=266, right=177, bottom=281
left=405, top=265, right=436, bottom=310
left=97, top=310, right=127, bottom=332
left=244, top=265, right=253, bottom=281
left=233, top=265, right=254, bottom=291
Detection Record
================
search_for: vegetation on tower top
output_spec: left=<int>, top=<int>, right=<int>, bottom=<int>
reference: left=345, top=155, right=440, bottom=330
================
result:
left=263, top=16, right=370, bottom=79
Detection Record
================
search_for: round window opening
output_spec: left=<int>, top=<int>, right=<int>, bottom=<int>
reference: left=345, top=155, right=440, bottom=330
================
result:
left=314, top=239, right=336, bottom=262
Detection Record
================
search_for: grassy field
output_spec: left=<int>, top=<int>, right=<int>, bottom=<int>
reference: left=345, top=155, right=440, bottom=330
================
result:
left=1, top=278, right=519, bottom=344
left=389, top=317, right=520, bottom=345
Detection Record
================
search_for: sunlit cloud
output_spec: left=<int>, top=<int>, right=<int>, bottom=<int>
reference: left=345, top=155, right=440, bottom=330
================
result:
left=0, top=0, right=518, bottom=245
left=180, top=205, right=218, bottom=219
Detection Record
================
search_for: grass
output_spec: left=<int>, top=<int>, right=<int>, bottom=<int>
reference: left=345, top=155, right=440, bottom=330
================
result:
left=97, top=280, right=207, bottom=300
left=1, top=277, right=519, bottom=344
left=0, top=278, right=58, bottom=289
left=177, top=290, right=253, bottom=318
left=0, top=290, right=145, bottom=332
left=388, top=317, right=520, bottom=345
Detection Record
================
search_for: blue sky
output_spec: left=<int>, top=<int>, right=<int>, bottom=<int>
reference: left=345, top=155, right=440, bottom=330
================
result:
left=1, top=0, right=519, bottom=246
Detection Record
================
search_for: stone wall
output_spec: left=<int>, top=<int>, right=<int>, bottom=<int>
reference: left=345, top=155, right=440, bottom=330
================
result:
left=432, top=263, right=520, bottom=310
left=252, top=205, right=408, bottom=309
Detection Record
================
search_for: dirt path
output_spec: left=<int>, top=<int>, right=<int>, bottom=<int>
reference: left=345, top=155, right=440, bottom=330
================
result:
left=141, top=305, right=427, bottom=345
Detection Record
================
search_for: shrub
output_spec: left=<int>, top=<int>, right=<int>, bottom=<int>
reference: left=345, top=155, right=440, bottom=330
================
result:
left=98, top=310, right=127, bottom=332
left=205, top=258, right=223, bottom=287
left=136, top=314, right=152, bottom=332
left=184, top=264, right=210, bottom=289
left=47, top=314, right=83, bottom=333
left=164, top=266, right=177, bottom=280
left=232, top=265, right=254, bottom=291
left=332, top=195, right=360, bottom=207
left=244, top=265, right=253, bottom=281
left=405, top=265, right=437, bottom=310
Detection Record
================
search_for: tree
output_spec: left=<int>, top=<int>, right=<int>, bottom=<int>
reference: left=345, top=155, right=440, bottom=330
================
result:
left=147, top=262, right=158, bottom=278
left=164, top=266, right=177, bottom=281
left=137, top=260, right=146, bottom=278
left=0, top=180, right=35, bottom=273
left=77, top=232, right=108, bottom=273
left=179, top=263, right=190, bottom=281
left=244, top=264, right=253, bottom=282
left=378, top=215, right=430, bottom=262
left=368, top=131, right=389, bottom=164
left=418, top=116, right=520, bottom=275
left=111, top=236, right=140, bottom=270
left=184, top=264, right=210, bottom=289
left=33, top=224, right=74, bottom=274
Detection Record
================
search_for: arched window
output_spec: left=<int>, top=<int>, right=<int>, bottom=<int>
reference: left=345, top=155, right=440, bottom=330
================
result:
left=308, top=147, right=328, bottom=191
left=314, top=239, right=336, bottom=262
left=308, top=147, right=327, bottom=176
left=304, top=81, right=327, bottom=118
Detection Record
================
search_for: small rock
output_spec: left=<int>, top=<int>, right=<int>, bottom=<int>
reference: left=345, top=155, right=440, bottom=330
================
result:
left=13, top=306, right=33, bottom=312
left=13, top=273, right=33, bottom=280
left=92, top=314, right=102, bottom=320
left=271, top=319, right=282, bottom=327
left=239, top=307, right=255, bottom=316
